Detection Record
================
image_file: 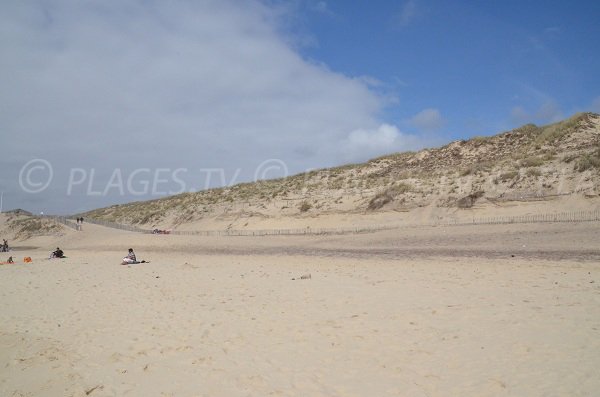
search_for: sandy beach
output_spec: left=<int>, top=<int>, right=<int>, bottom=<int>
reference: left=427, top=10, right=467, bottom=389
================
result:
left=1, top=219, right=599, bottom=397
left=3, top=0, right=600, bottom=395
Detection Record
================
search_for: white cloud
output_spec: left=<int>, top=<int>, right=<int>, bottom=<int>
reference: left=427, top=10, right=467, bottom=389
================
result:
left=536, top=101, right=564, bottom=121
left=312, top=1, right=332, bottom=15
left=510, top=83, right=565, bottom=125
left=510, top=107, right=529, bottom=124
left=0, top=0, right=405, bottom=213
left=510, top=101, right=564, bottom=125
left=411, top=108, right=445, bottom=132
left=396, top=0, right=418, bottom=27
left=340, top=124, right=419, bottom=162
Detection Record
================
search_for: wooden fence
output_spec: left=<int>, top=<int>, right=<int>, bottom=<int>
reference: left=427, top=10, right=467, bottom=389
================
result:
left=74, top=217, right=152, bottom=233
left=487, top=192, right=571, bottom=202
left=43, top=215, right=79, bottom=231
left=435, top=209, right=600, bottom=226
left=167, top=225, right=395, bottom=237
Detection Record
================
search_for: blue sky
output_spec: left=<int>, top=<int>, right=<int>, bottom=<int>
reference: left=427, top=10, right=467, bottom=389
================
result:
left=289, top=0, right=600, bottom=139
left=1, top=0, right=599, bottom=213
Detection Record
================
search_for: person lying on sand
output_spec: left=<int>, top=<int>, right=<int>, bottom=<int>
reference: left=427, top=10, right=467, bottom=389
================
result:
left=121, top=248, right=149, bottom=265
left=50, top=247, right=65, bottom=258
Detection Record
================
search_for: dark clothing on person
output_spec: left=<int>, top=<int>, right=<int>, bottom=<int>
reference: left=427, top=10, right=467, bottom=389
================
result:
left=126, top=250, right=136, bottom=262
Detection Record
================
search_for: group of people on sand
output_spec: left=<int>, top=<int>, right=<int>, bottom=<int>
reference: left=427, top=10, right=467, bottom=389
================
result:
left=14, top=246, right=147, bottom=265
left=4, top=246, right=149, bottom=265
left=4, top=216, right=152, bottom=266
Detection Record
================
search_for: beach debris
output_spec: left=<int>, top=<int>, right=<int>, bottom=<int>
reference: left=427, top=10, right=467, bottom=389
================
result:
left=85, top=385, right=104, bottom=395
left=291, top=273, right=312, bottom=281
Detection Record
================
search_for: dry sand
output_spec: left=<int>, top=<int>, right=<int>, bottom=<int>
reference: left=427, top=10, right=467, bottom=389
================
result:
left=1, top=219, right=599, bottom=396
left=153, top=194, right=600, bottom=232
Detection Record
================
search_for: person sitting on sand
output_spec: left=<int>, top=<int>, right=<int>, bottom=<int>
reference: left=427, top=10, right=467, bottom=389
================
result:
left=51, top=247, right=64, bottom=258
left=121, top=248, right=148, bottom=265
left=123, top=248, right=137, bottom=264
left=7, top=256, right=13, bottom=264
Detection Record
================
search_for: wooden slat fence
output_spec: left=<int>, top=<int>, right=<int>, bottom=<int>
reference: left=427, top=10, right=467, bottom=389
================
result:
left=42, top=215, right=79, bottom=231
left=436, top=209, right=600, bottom=226
left=77, top=218, right=152, bottom=233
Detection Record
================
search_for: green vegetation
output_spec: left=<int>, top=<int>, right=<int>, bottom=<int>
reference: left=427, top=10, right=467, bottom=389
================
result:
left=575, top=148, right=600, bottom=171
left=526, top=168, right=542, bottom=177
left=456, top=190, right=485, bottom=209
left=388, top=182, right=413, bottom=195
left=9, top=216, right=61, bottom=239
left=533, top=113, right=585, bottom=146
left=470, top=136, right=489, bottom=144
left=370, top=151, right=416, bottom=162
left=367, top=183, right=413, bottom=211
left=299, top=201, right=312, bottom=212
left=459, top=161, right=494, bottom=176
left=541, top=151, right=556, bottom=161
left=459, top=168, right=472, bottom=177
left=498, top=171, right=519, bottom=182
left=520, top=156, right=545, bottom=167
left=368, top=192, right=394, bottom=211
left=562, top=153, right=578, bottom=163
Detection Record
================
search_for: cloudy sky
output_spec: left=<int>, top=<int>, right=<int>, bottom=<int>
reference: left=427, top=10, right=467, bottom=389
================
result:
left=1, top=0, right=599, bottom=214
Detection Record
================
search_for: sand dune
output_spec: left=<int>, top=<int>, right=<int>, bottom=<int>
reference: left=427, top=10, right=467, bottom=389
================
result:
left=1, top=218, right=599, bottom=396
